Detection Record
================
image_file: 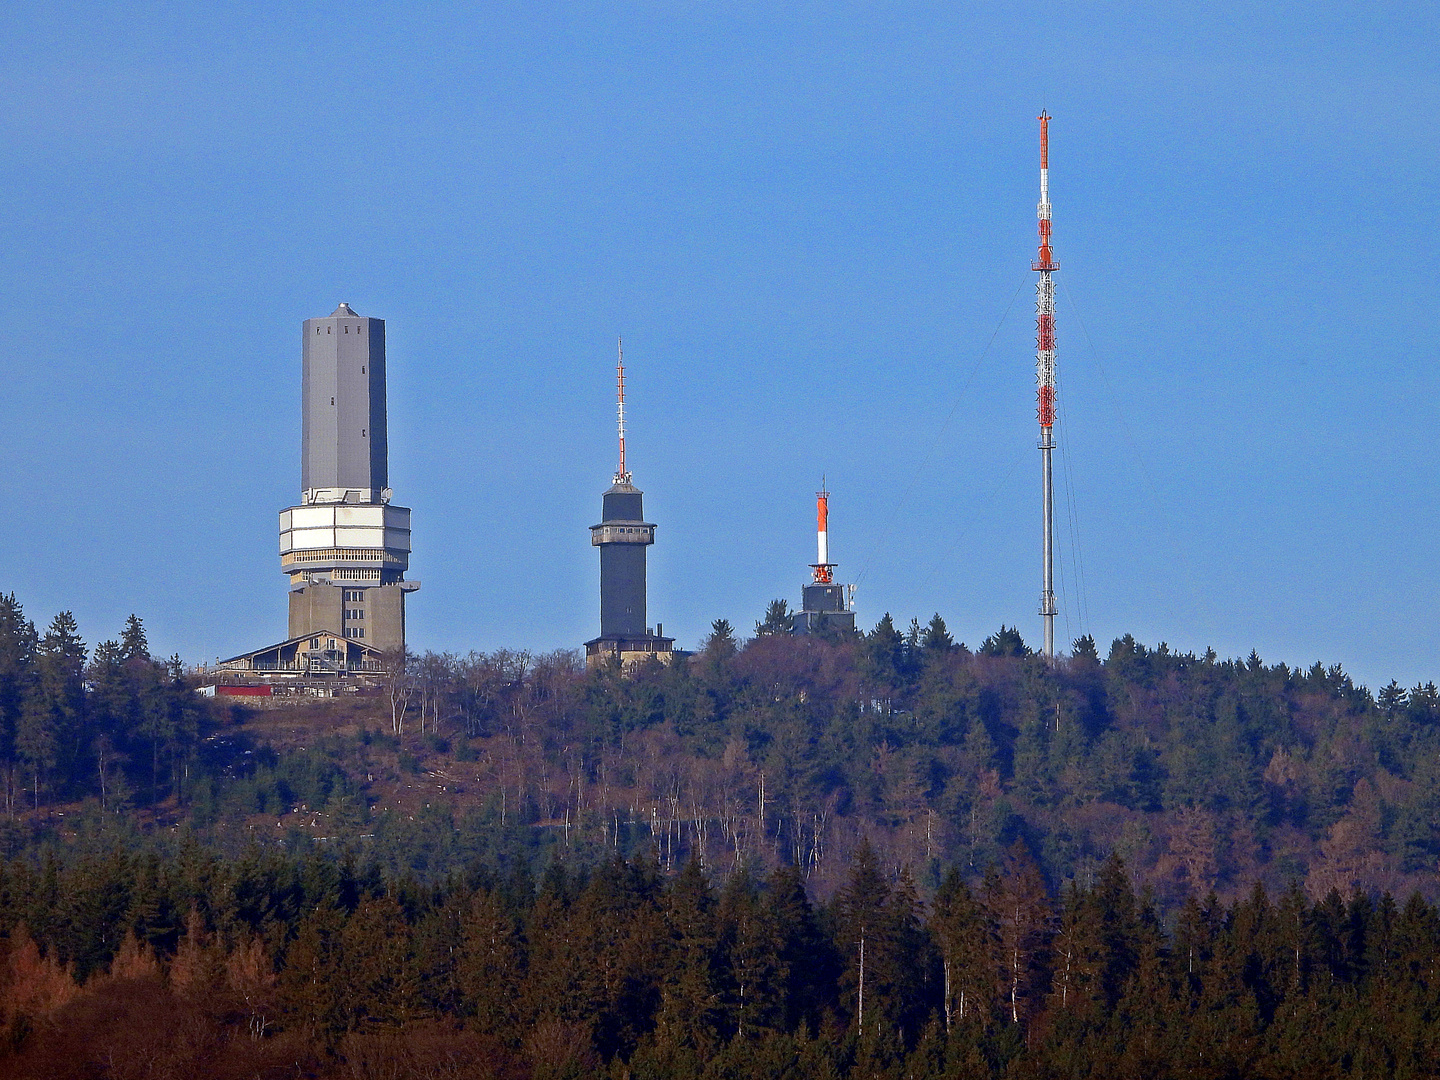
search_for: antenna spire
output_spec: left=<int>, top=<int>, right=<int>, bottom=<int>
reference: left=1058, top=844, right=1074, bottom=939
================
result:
left=811, top=477, right=835, bottom=584
left=615, top=337, right=631, bottom=485
left=1033, top=112, right=1058, bottom=659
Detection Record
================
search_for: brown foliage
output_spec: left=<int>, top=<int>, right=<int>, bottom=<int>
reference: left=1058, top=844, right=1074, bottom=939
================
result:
left=168, top=908, right=223, bottom=998
left=225, top=933, right=279, bottom=1038
left=524, top=1018, right=599, bottom=1080
left=1306, top=777, right=1401, bottom=899
left=1154, top=806, right=1220, bottom=900
left=103, top=932, right=161, bottom=983
left=2, top=926, right=79, bottom=1024
left=3, top=970, right=320, bottom=1080
left=341, top=1020, right=526, bottom=1080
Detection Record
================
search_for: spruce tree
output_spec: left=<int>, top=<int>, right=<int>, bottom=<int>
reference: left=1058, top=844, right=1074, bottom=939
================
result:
left=921, top=613, right=954, bottom=653
left=119, top=615, right=150, bottom=663
left=931, top=868, right=994, bottom=1030
left=755, top=600, right=793, bottom=637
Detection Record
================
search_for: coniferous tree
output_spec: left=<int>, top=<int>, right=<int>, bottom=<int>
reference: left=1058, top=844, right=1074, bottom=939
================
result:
left=0, top=595, right=38, bottom=817
left=831, top=839, right=927, bottom=1039
left=339, top=896, right=418, bottom=1028
left=1089, top=853, right=1142, bottom=1010
left=921, top=613, right=954, bottom=654
left=865, top=614, right=905, bottom=693
left=36, top=612, right=86, bottom=797
left=767, top=862, right=832, bottom=1034
left=279, top=902, right=349, bottom=1041
left=1070, top=633, right=1100, bottom=662
left=833, top=839, right=890, bottom=1032
left=457, top=886, right=525, bottom=1041
left=703, top=620, right=737, bottom=656
left=1378, top=679, right=1407, bottom=717
left=979, top=625, right=1029, bottom=659
left=16, top=692, right=56, bottom=811
left=755, top=600, right=793, bottom=637
left=716, top=865, right=785, bottom=1041
left=931, top=868, right=994, bottom=1030
left=987, top=840, right=1052, bottom=1025
left=700, top=620, right=739, bottom=685
left=652, top=857, right=722, bottom=1057
left=119, top=615, right=149, bottom=663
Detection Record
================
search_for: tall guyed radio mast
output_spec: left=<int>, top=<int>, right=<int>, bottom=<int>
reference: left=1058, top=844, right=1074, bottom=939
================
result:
left=1033, top=113, right=1058, bottom=659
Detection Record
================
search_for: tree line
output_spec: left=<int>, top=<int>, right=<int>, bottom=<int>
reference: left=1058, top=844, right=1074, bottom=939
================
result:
left=373, top=613, right=1440, bottom=910
left=2, top=841, right=1439, bottom=1078
left=5, top=585, right=1440, bottom=920
left=0, top=595, right=204, bottom=818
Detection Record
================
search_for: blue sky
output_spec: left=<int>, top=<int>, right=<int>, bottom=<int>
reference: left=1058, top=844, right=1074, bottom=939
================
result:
left=1, top=1, right=1436, bottom=691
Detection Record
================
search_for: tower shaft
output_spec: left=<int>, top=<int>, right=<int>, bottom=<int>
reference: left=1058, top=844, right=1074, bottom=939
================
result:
left=1033, top=114, right=1058, bottom=659
left=586, top=345, right=672, bottom=668
left=280, top=304, right=417, bottom=656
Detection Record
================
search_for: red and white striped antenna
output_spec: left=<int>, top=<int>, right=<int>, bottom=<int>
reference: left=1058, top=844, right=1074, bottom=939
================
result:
left=615, top=338, right=631, bottom=485
left=1033, top=112, right=1058, bottom=659
left=812, top=479, right=834, bottom=584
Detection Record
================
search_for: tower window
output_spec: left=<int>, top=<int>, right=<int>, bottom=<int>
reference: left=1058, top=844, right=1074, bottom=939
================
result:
left=361, top=366, right=365, bottom=373
left=327, top=327, right=331, bottom=334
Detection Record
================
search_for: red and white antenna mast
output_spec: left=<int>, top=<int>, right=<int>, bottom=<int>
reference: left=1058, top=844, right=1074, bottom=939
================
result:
left=812, top=480, right=834, bottom=584
left=615, top=337, right=631, bottom=485
left=1033, top=112, right=1058, bottom=659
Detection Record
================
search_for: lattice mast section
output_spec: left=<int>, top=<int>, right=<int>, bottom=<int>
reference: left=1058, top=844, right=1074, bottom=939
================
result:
left=1033, top=113, right=1058, bottom=659
left=615, top=338, right=631, bottom=485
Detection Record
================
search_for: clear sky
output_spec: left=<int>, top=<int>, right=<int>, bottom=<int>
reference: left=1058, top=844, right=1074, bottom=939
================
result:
left=1, top=1, right=1435, bottom=691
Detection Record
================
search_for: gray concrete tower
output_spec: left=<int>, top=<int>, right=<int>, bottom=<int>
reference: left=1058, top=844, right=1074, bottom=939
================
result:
left=279, top=304, right=418, bottom=654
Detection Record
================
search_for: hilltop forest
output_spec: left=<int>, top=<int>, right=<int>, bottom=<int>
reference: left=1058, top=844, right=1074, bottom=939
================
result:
left=2, top=591, right=1440, bottom=1076
left=2, top=593, right=1435, bottom=908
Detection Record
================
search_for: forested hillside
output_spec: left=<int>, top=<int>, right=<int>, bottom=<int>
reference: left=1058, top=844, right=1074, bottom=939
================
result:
left=2, top=592, right=1438, bottom=912
left=3, top=839, right=1440, bottom=1078
left=5, top=591, right=1440, bottom=1076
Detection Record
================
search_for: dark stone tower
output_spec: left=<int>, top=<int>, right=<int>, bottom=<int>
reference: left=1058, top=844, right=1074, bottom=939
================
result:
left=584, top=345, right=674, bottom=669
left=594, top=482, right=652, bottom=637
